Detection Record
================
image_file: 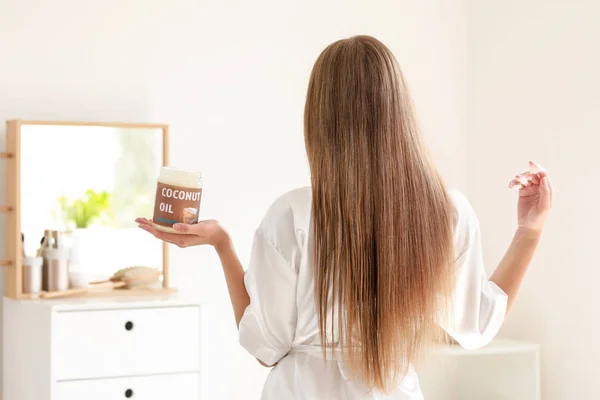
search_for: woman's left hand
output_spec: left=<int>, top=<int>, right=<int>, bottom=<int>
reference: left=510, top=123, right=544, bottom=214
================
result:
left=508, top=161, right=553, bottom=235
left=136, top=218, right=230, bottom=249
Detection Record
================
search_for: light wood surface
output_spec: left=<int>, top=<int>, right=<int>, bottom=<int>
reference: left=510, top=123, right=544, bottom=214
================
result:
left=3, top=120, right=171, bottom=300
left=40, top=281, right=126, bottom=299
left=5, top=120, right=21, bottom=298
left=6, top=120, right=169, bottom=129
left=19, top=287, right=178, bottom=300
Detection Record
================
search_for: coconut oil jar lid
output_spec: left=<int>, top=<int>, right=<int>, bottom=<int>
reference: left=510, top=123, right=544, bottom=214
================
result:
left=157, top=166, right=202, bottom=188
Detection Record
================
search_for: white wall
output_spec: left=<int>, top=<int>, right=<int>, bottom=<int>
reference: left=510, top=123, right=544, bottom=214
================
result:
left=0, top=0, right=468, bottom=398
left=468, top=1, right=600, bottom=399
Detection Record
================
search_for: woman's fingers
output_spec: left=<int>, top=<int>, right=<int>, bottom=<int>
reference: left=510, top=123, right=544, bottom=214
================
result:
left=138, top=223, right=170, bottom=240
left=136, top=218, right=193, bottom=245
left=509, top=172, right=532, bottom=189
left=542, top=172, right=554, bottom=208
left=173, top=222, right=214, bottom=236
left=516, top=174, right=530, bottom=186
left=173, top=223, right=192, bottom=233
left=529, top=162, right=552, bottom=195
left=532, top=167, right=553, bottom=206
left=138, top=223, right=179, bottom=244
left=173, top=223, right=207, bottom=235
left=508, top=162, right=547, bottom=190
left=508, top=161, right=553, bottom=210
left=530, top=173, right=540, bottom=185
left=137, top=222, right=207, bottom=248
left=508, top=180, right=524, bottom=190
left=537, top=176, right=552, bottom=212
left=529, top=160, right=546, bottom=174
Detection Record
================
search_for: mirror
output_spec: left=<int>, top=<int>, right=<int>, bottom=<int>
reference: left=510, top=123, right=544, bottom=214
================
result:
left=3, top=121, right=170, bottom=299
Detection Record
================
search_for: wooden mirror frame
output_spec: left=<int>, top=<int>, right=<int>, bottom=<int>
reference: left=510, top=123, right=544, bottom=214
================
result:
left=2, top=120, right=171, bottom=299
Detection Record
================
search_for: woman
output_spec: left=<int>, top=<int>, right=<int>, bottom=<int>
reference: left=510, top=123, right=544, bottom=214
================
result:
left=137, top=35, right=552, bottom=399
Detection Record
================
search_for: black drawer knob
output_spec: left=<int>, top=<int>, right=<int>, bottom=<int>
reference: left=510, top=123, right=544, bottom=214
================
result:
left=125, top=388, right=134, bottom=398
left=125, top=321, right=134, bottom=331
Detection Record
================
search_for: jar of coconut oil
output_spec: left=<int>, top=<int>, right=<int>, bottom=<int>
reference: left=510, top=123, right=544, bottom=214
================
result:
left=152, top=167, right=203, bottom=233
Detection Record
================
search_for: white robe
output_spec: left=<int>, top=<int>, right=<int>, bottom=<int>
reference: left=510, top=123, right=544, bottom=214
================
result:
left=238, top=187, right=507, bottom=399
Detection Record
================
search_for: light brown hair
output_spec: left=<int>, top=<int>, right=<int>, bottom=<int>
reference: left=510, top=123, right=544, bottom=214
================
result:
left=304, top=35, right=455, bottom=393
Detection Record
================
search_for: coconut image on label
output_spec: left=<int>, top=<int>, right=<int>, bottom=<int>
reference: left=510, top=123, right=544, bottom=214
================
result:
left=152, top=167, right=203, bottom=234
left=182, top=207, right=198, bottom=224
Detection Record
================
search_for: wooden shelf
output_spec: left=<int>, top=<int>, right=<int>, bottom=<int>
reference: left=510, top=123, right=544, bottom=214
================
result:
left=20, top=287, right=178, bottom=300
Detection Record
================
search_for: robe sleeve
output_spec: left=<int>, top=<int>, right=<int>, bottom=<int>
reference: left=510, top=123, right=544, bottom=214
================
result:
left=238, top=228, right=298, bottom=366
left=441, top=191, right=508, bottom=350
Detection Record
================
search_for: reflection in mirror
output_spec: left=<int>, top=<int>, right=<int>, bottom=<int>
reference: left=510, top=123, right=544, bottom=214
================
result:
left=20, top=124, right=164, bottom=283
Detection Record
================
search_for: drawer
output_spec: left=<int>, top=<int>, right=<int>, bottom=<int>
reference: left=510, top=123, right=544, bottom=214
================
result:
left=52, top=306, right=200, bottom=380
left=56, top=372, right=199, bottom=400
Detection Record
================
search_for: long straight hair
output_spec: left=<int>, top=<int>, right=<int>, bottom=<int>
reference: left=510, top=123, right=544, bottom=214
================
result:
left=304, top=36, right=455, bottom=393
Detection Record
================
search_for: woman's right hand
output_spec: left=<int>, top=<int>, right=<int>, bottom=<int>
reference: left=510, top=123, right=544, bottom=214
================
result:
left=508, top=161, right=554, bottom=235
left=136, top=218, right=231, bottom=250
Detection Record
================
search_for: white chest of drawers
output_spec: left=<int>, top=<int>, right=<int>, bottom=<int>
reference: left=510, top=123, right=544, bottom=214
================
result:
left=3, top=296, right=201, bottom=400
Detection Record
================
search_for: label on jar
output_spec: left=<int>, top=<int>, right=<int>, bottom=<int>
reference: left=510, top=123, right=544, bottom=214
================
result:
left=152, top=182, right=203, bottom=228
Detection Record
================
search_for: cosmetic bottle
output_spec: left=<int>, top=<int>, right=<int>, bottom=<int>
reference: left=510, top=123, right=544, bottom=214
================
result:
left=22, top=255, right=43, bottom=294
left=41, top=230, right=53, bottom=291
left=42, top=230, right=70, bottom=292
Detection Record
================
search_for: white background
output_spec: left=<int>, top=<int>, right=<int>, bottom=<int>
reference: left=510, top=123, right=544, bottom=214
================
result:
left=0, top=0, right=593, bottom=399
left=468, top=1, right=600, bottom=399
